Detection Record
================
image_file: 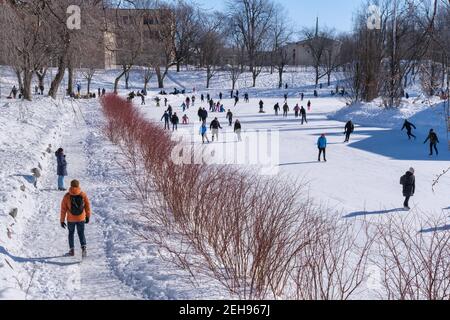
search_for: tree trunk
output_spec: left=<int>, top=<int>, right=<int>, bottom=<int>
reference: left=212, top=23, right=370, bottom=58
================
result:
left=114, top=70, right=127, bottom=94
left=278, top=66, right=284, bottom=89
left=15, top=68, right=23, bottom=92
left=22, top=69, right=33, bottom=101
left=124, top=69, right=130, bottom=90
left=67, top=66, right=74, bottom=96
left=156, top=67, right=164, bottom=89
left=176, top=60, right=181, bottom=72
left=315, top=66, right=319, bottom=87
left=206, top=67, right=211, bottom=89
left=48, top=57, right=66, bottom=99
left=327, top=72, right=331, bottom=87
left=87, top=78, right=91, bottom=94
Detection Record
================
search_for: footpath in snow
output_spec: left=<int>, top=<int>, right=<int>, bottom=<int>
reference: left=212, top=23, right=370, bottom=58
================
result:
left=0, top=96, right=226, bottom=299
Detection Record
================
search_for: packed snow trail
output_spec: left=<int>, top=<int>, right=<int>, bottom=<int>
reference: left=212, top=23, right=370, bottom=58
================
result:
left=17, top=99, right=141, bottom=300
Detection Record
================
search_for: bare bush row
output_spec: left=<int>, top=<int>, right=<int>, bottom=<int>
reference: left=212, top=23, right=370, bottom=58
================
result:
left=101, top=94, right=450, bottom=300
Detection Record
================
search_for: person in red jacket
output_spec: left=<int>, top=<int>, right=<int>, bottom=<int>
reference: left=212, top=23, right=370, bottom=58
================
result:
left=60, top=180, right=91, bottom=257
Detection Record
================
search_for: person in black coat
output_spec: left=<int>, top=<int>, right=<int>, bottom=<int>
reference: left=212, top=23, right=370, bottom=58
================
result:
left=234, top=120, right=242, bottom=142
left=171, top=113, right=179, bottom=131
left=226, top=110, right=233, bottom=126
left=210, top=118, right=222, bottom=142
left=55, top=148, right=68, bottom=191
left=300, top=106, right=307, bottom=125
left=161, top=111, right=170, bottom=130
left=400, top=168, right=415, bottom=210
left=259, top=100, right=264, bottom=113
left=401, top=120, right=416, bottom=140
left=201, top=108, right=208, bottom=123
left=424, top=129, right=439, bottom=156
left=274, top=103, right=280, bottom=116
left=344, top=120, right=355, bottom=142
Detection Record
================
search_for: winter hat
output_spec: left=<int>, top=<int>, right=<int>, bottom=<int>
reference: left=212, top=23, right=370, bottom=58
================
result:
left=409, top=167, right=415, bottom=174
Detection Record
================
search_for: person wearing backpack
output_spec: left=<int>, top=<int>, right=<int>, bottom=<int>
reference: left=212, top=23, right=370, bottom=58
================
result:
left=60, top=180, right=91, bottom=258
left=400, top=168, right=415, bottom=210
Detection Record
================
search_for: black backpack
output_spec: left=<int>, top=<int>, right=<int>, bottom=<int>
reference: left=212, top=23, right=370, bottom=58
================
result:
left=70, top=195, right=85, bottom=216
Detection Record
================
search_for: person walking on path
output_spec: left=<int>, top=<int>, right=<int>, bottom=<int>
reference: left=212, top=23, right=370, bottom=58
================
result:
left=294, top=104, right=300, bottom=118
left=317, top=134, right=327, bottom=162
left=300, top=106, right=308, bottom=125
left=201, top=108, right=208, bottom=123
left=307, top=100, right=311, bottom=111
left=60, top=179, right=91, bottom=258
left=259, top=100, right=265, bottom=113
left=234, top=120, right=242, bottom=142
left=210, top=117, right=223, bottom=142
left=344, top=120, right=355, bottom=143
left=171, top=113, right=179, bottom=131
left=55, top=148, right=68, bottom=191
left=283, top=102, right=289, bottom=117
left=226, top=110, right=233, bottom=126
left=424, top=129, right=439, bottom=156
left=161, top=111, right=170, bottom=130
left=274, top=103, right=280, bottom=116
left=234, top=95, right=239, bottom=107
left=400, top=168, right=415, bottom=210
left=401, top=119, right=417, bottom=140
left=182, top=114, right=189, bottom=124
left=200, top=123, right=210, bottom=144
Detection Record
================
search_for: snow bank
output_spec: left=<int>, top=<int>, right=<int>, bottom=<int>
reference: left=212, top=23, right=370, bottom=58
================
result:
left=329, top=98, right=448, bottom=132
left=0, top=96, right=73, bottom=296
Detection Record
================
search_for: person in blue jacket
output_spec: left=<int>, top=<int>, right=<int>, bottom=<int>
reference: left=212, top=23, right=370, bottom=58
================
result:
left=317, top=134, right=327, bottom=162
left=200, top=123, right=210, bottom=144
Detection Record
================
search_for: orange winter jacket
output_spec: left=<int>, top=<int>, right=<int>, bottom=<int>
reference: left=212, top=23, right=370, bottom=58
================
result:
left=60, top=187, right=91, bottom=223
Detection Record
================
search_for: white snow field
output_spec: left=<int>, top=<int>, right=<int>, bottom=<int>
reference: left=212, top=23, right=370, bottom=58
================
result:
left=0, top=65, right=449, bottom=299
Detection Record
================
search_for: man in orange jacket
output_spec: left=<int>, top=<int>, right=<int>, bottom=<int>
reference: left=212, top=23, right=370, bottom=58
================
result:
left=60, top=180, right=91, bottom=257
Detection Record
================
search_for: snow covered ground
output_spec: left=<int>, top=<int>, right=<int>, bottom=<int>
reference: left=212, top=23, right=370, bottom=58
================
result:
left=0, top=65, right=449, bottom=299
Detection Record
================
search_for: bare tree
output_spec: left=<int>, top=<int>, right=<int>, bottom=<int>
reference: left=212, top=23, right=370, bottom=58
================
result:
left=196, top=14, right=224, bottom=88
left=270, top=5, right=292, bottom=89
left=301, top=27, right=338, bottom=88
left=172, top=0, right=202, bottom=72
left=228, top=0, right=275, bottom=87
left=0, top=1, right=51, bottom=100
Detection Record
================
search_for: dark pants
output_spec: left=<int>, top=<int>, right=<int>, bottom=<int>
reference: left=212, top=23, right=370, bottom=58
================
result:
left=228, top=118, right=232, bottom=126
left=172, top=123, right=178, bottom=131
left=429, top=143, right=438, bottom=155
left=301, top=115, right=307, bottom=124
left=407, top=130, right=416, bottom=140
left=164, top=120, right=170, bottom=130
left=345, top=132, right=351, bottom=142
left=404, top=196, right=411, bottom=208
left=68, top=222, right=86, bottom=249
left=318, top=148, right=326, bottom=161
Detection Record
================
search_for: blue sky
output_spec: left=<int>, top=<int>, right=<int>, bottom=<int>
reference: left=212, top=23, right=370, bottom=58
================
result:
left=196, top=0, right=363, bottom=33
